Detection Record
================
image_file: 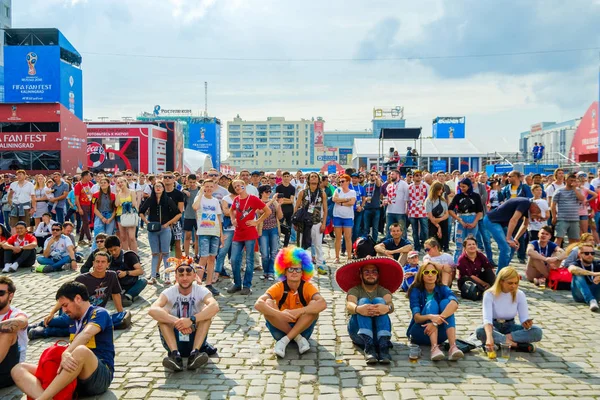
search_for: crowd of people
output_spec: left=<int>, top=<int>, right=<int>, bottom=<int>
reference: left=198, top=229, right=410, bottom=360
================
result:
left=1, top=165, right=600, bottom=398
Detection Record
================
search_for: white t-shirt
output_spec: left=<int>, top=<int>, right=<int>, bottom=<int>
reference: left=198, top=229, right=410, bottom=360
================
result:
left=128, top=181, right=142, bottom=192
left=222, top=194, right=234, bottom=231
left=545, top=182, right=565, bottom=199
left=386, top=180, right=409, bottom=214
left=246, top=184, right=259, bottom=197
left=213, top=186, right=229, bottom=201
left=91, top=183, right=117, bottom=195
left=34, top=220, right=57, bottom=237
left=0, top=306, right=28, bottom=362
left=424, top=253, right=455, bottom=267
left=195, top=195, right=223, bottom=236
left=9, top=181, right=35, bottom=205
left=482, top=290, right=529, bottom=325
left=529, top=199, right=549, bottom=231
left=162, top=283, right=210, bottom=318
left=333, top=188, right=356, bottom=219
left=144, top=184, right=153, bottom=196
left=43, top=234, right=74, bottom=258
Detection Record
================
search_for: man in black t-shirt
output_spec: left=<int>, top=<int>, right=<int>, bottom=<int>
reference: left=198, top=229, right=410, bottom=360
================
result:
left=276, top=171, right=296, bottom=247
left=163, top=172, right=185, bottom=258
left=105, top=235, right=147, bottom=306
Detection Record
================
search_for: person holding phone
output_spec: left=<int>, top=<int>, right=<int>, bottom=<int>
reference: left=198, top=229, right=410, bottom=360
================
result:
left=475, top=266, right=542, bottom=353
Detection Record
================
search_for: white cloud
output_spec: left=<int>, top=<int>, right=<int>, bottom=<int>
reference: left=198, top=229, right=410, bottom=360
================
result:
left=169, top=0, right=218, bottom=24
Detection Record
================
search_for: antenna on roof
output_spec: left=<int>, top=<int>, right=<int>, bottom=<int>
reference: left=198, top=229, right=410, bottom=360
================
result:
left=204, top=82, right=208, bottom=117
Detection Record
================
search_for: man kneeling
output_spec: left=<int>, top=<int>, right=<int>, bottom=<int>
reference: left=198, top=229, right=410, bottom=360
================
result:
left=12, top=281, right=115, bottom=399
left=149, top=263, right=219, bottom=371
left=255, top=247, right=326, bottom=358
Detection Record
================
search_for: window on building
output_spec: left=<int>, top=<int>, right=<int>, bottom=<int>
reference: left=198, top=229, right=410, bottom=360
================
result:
left=5, top=6, right=10, bottom=19
left=256, top=124, right=267, bottom=129
left=270, top=138, right=281, bottom=144
left=284, top=124, right=295, bottom=129
left=229, top=131, right=240, bottom=137
left=283, top=138, right=294, bottom=143
left=229, top=138, right=240, bottom=143
left=256, top=131, right=267, bottom=137
left=305, top=151, right=308, bottom=156
left=304, top=160, right=308, bottom=166
left=229, top=144, right=241, bottom=150
left=243, top=144, right=254, bottom=150
left=256, top=138, right=267, bottom=143
left=283, top=144, right=294, bottom=149
left=242, top=138, right=254, bottom=143
left=271, top=145, right=281, bottom=150
left=256, top=144, right=267, bottom=149
left=242, top=124, right=254, bottom=129
left=269, top=131, right=281, bottom=137
left=229, top=125, right=240, bottom=129
left=269, top=124, right=281, bottom=129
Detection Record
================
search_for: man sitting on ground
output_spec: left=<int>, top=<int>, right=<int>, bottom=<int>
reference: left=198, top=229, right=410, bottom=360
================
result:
left=148, top=263, right=220, bottom=371
left=12, top=281, right=115, bottom=398
left=255, top=247, right=327, bottom=358
left=374, top=223, right=413, bottom=265
left=336, top=256, right=402, bottom=364
left=0, top=276, right=28, bottom=389
left=36, top=223, right=78, bottom=273
left=2, top=222, right=37, bottom=273
left=105, top=235, right=147, bottom=306
left=568, top=243, right=600, bottom=312
left=28, top=252, right=131, bottom=340
left=80, top=233, right=107, bottom=273
left=526, top=225, right=566, bottom=285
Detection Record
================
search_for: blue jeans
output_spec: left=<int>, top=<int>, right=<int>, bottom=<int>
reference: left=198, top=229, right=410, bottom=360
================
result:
left=266, top=320, right=317, bottom=341
left=363, top=208, right=381, bottom=242
left=231, top=239, right=256, bottom=289
left=348, top=297, right=391, bottom=346
left=407, top=298, right=456, bottom=345
left=54, top=207, right=65, bottom=224
left=352, top=210, right=365, bottom=241
left=477, top=219, right=494, bottom=262
left=216, top=230, right=234, bottom=276
left=475, top=320, right=543, bottom=345
left=409, top=217, right=428, bottom=251
left=39, top=311, right=71, bottom=337
left=36, top=255, right=71, bottom=272
left=93, top=212, right=116, bottom=250
left=483, top=215, right=514, bottom=272
left=571, top=275, right=600, bottom=304
left=386, top=213, right=407, bottom=239
left=259, top=227, right=279, bottom=276
left=453, top=214, right=479, bottom=263
left=2, top=211, right=10, bottom=227
left=148, top=227, right=172, bottom=277
left=122, top=278, right=148, bottom=300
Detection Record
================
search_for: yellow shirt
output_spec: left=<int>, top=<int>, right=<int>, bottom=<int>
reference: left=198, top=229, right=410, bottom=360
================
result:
left=116, top=194, right=132, bottom=216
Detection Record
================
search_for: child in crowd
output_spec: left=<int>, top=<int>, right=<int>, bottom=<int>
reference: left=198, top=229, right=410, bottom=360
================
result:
left=401, top=250, right=420, bottom=292
left=45, top=179, right=56, bottom=215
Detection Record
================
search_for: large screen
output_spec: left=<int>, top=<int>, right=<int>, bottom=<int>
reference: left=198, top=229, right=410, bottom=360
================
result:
left=87, top=138, right=140, bottom=173
left=4, top=46, right=61, bottom=103
left=188, top=122, right=220, bottom=170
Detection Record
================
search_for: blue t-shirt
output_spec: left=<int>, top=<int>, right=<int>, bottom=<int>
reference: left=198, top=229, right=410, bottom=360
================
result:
left=52, top=181, right=70, bottom=209
left=531, top=240, right=557, bottom=258
left=402, top=264, right=419, bottom=288
left=69, top=306, right=115, bottom=372
left=381, top=237, right=411, bottom=261
left=350, top=184, right=366, bottom=211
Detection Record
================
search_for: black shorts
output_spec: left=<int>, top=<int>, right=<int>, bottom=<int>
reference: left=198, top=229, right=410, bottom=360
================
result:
left=0, top=342, right=19, bottom=389
left=183, top=218, right=197, bottom=232
left=75, top=359, right=113, bottom=397
left=159, top=328, right=205, bottom=358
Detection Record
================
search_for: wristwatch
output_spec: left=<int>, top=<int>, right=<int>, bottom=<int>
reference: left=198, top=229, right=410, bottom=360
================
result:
left=388, top=305, right=393, bottom=313
left=432, top=322, right=438, bottom=327
left=190, top=315, right=197, bottom=328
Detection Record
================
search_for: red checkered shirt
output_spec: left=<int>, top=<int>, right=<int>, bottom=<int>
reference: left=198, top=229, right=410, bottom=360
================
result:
left=408, top=183, right=429, bottom=218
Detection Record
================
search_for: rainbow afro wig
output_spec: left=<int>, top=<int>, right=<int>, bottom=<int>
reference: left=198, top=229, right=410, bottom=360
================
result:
left=274, top=246, right=314, bottom=281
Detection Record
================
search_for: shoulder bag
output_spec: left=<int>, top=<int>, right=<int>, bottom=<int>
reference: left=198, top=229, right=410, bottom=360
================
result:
left=147, top=204, right=162, bottom=232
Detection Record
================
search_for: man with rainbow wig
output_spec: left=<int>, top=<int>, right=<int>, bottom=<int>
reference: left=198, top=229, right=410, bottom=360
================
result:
left=255, top=247, right=327, bottom=358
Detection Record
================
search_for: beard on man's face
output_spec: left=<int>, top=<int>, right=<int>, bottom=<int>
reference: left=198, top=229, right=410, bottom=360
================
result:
left=361, top=276, right=378, bottom=285
left=0, top=298, right=8, bottom=311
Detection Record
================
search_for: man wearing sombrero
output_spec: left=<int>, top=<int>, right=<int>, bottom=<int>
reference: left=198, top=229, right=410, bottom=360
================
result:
left=255, top=247, right=327, bottom=358
left=336, top=256, right=403, bottom=364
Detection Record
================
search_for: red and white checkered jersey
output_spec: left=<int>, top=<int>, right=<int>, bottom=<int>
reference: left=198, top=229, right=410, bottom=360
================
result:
left=408, top=183, right=429, bottom=218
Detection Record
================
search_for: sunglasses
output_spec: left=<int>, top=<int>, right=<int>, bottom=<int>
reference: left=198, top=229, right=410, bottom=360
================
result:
left=287, top=267, right=302, bottom=273
left=51, top=228, right=61, bottom=231
left=96, top=239, right=105, bottom=243
left=422, top=269, right=439, bottom=276
left=164, top=176, right=174, bottom=179
left=0, top=290, right=8, bottom=296
left=177, top=266, right=195, bottom=274
left=424, top=248, right=432, bottom=252
left=339, top=180, right=347, bottom=183
left=208, top=174, right=219, bottom=177
left=126, top=174, right=133, bottom=176
left=582, top=251, right=595, bottom=256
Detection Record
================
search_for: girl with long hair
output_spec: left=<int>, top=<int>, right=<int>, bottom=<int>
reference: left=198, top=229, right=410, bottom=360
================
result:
left=406, top=262, right=463, bottom=361
left=425, top=182, right=449, bottom=252
left=33, top=174, right=49, bottom=227
left=475, top=266, right=542, bottom=353
left=332, top=174, right=356, bottom=263
left=560, top=232, right=595, bottom=268
left=257, top=185, right=283, bottom=281
left=139, top=181, right=181, bottom=284
left=91, top=178, right=116, bottom=247
left=115, top=177, right=139, bottom=252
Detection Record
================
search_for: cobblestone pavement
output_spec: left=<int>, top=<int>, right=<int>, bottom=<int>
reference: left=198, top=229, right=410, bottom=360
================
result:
left=2, top=233, right=600, bottom=400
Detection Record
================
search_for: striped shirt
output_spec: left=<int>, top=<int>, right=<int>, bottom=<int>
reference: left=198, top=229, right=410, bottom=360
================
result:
left=553, top=188, right=580, bottom=221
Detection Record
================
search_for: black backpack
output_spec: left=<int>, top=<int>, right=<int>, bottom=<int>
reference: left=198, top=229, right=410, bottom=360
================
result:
left=460, top=280, right=484, bottom=301
left=278, top=280, right=308, bottom=309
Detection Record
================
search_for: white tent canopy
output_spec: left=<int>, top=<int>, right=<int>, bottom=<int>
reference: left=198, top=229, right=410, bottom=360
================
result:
left=183, top=148, right=213, bottom=174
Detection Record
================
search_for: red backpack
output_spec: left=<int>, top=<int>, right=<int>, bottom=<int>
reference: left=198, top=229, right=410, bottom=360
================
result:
left=27, top=340, right=77, bottom=400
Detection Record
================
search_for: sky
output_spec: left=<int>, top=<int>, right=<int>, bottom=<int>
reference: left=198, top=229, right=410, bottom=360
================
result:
left=13, top=0, right=600, bottom=156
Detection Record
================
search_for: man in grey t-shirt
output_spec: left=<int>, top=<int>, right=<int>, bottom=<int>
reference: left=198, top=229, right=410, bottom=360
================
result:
left=551, top=173, right=586, bottom=247
left=182, top=174, right=200, bottom=258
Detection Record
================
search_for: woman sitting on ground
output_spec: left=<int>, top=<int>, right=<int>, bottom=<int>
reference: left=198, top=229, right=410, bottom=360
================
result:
left=475, top=266, right=542, bottom=353
left=423, top=237, right=456, bottom=287
left=406, top=262, right=464, bottom=361
left=560, top=233, right=594, bottom=268
left=456, top=236, right=495, bottom=300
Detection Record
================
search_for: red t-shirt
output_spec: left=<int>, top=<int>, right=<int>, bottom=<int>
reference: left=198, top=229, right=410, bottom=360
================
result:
left=7, top=233, right=37, bottom=247
left=232, top=194, right=266, bottom=242
left=74, top=181, right=93, bottom=206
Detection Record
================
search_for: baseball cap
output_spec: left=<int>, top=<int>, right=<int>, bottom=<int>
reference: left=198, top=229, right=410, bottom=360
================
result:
left=251, top=171, right=260, bottom=176
left=408, top=251, right=419, bottom=258
left=351, top=173, right=359, bottom=178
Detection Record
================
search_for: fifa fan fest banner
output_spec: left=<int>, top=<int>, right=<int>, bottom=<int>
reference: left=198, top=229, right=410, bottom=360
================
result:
left=188, top=122, right=221, bottom=170
left=314, top=121, right=324, bottom=146
left=571, top=101, right=599, bottom=163
left=4, top=45, right=83, bottom=119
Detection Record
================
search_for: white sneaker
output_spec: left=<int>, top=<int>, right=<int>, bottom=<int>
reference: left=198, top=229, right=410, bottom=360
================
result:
left=274, top=339, right=288, bottom=358
left=590, top=299, right=599, bottom=312
left=295, top=336, right=310, bottom=354
left=9, top=263, right=18, bottom=272
left=2, top=264, right=10, bottom=273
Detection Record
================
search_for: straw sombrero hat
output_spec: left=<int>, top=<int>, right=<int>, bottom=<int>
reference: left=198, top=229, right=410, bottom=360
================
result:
left=335, top=256, right=404, bottom=293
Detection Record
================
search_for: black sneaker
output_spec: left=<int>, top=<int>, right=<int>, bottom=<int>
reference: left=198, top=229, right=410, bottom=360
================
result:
left=27, top=326, right=45, bottom=341
left=240, top=287, right=252, bottom=295
left=205, top=284, right=220, bottom=296
left=162, top=351, right=184, bottom=371
left=227, top=286, right=241, bottom=294
left=122, top=294, right=133, bottom=307
left=200, top=342, right=218, bottom=356
left=187, top=350, right=209, bottom=370
left=515, top=343, right=536, bottom=353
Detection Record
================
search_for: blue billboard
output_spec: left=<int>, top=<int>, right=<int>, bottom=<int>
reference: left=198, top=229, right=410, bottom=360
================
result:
left=188, top=122, right=221, bottom=170
left=431, top=160, right=447, bottom=172
left=4, top=45, right=83, bottom=119
left=432, top=117, right=466, bottom=139
left=4, top=46, right=61, bottom=103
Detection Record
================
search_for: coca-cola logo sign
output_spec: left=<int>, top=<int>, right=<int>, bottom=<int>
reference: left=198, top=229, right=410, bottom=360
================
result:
left=87, top=141, right=106, bottom=168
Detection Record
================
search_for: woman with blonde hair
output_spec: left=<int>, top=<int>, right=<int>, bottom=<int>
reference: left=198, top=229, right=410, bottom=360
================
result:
left=115, top=177, right=139, bottom=252
left=425, top=181, right=450, bottom=252
left=33, top=174, right=49, bottom=227
left=406, top=262, right=463, bottom=361
left=561, top=233, right=594, bottom=268
left=475, top=266, right=542, bottom=353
